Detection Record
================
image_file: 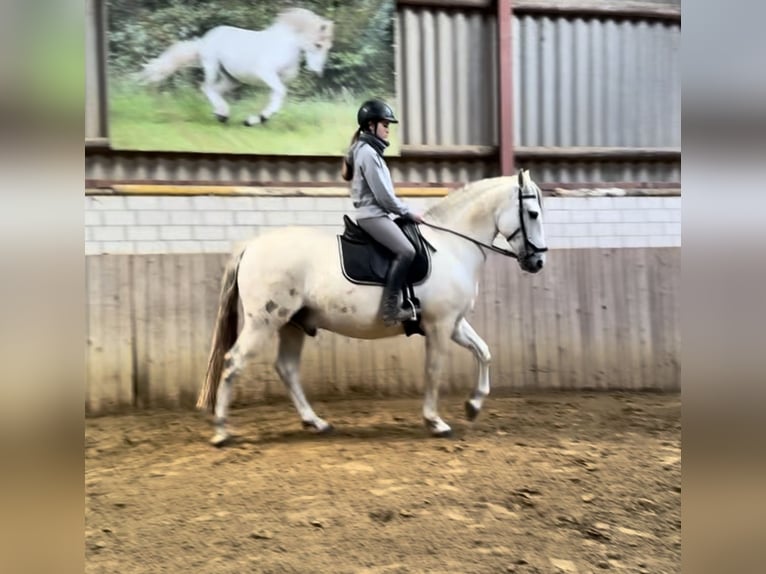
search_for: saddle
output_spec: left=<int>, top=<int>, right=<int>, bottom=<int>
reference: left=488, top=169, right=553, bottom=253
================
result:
left=337, top=215, right=435, bottom=336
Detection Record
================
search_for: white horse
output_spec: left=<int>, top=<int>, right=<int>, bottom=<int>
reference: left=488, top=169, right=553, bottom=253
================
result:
left=198, top=171, right=548, bottom=446
left=138, top=7, right=334, bottom=125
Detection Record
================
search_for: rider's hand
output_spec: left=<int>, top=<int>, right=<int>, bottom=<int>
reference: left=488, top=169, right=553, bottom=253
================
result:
left=408, top=212, right=425, bottom=223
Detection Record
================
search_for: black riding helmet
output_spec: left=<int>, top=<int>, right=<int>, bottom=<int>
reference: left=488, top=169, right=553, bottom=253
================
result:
left=357, top=99, right=398, bottom=131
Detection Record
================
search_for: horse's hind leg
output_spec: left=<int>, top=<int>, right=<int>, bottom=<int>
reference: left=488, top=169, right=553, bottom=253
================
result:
left=211, top=319, right=270, bottom=446
left=451, top=318, right=492, bottom=421
left=200, top=56, right=232, bottom=122
left=422, top=321, right=454, bottom=437
left=275, top=323, right=332, bottom=433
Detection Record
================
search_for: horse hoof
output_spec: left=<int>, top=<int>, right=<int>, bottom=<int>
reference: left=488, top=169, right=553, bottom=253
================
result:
left=424, top=418, right=452, bottom=438
left=215, top=114, right=229, bottom=124
left=464, top=400, right=480, bottom=421
left=302, top=420, right=333, bottom=434
left=243, top=114, right=268, bottom=126
left=210, top=431, right=231, bottom=447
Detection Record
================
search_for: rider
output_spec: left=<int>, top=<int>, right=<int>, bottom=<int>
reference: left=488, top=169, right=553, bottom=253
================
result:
left=341, top=99, right=425, bottom=325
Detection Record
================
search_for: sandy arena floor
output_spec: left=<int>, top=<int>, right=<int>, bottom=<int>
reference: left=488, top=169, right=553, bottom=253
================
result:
left=86, top=392, right=681, bottom=573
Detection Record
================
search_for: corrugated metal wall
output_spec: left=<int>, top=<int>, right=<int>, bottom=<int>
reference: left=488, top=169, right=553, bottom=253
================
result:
left=513, top=15, right=681, bottom=148
left=398, top=6, right=498, bottom=146
left=516, top=158, right=679, bottom=184
left=510, top=7, right=681, bottom=182
left=85, top=151, right=495, bottom=185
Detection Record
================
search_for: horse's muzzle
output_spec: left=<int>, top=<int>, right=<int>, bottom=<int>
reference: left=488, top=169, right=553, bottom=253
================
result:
left=521, top=254, right=545, bottom=273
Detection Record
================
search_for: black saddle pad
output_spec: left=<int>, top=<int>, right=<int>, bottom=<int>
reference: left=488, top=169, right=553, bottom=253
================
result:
left=337, top=215, right=431, bottom=286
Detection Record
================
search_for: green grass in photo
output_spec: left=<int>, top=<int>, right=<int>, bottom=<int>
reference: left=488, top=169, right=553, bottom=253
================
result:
left=108, top=82, right=400, bottom=156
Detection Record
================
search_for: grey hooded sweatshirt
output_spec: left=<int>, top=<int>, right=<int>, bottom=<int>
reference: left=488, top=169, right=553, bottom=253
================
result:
left=346, top=139, right=412, bottom=220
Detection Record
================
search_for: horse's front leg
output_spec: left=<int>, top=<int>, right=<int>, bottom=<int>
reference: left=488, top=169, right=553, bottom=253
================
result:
left=451, top=317, right=491, bottom=421
left=423, top=321, right=453, bottom=437
left=200, top=58, right=232, bottom=122
left=244, top=73, right=286, bottom=126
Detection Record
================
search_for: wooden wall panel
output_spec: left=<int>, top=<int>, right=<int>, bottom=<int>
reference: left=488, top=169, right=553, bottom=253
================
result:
left=85, top=256, right=133, bottom=413
left=85, top=248, right=680, bottom=413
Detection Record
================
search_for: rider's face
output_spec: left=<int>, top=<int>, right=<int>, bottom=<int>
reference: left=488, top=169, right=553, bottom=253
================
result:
left=374, top=120, right=390, bottom=141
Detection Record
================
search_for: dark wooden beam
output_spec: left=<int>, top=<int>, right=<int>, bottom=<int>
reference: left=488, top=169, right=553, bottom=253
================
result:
left=396, top=0, right=681, bottom=22
left=397, top=0, right=493, bottom=10
left=85, top=146, right=681, bottom=162
left=512, top=0, right=680, bottom=22
left=95, top=0, right=109, bottom=139
left=498, top=0, right=515, bottom=175
left=516, top=146, right=681, bottom=161
left=401, top=144, right=497, bottom=158
left=85, top=137, right=110, bottom=150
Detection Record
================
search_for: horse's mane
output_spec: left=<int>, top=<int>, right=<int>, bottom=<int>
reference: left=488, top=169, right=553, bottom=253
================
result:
left=276, top=7, right=332, bottom=38
left=425, top=176, right=516, bottom=220
left=425, top=173, right=543, bottom=221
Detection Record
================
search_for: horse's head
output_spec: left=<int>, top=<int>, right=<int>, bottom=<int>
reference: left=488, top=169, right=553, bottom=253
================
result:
left=304, top=21, right=333, bottom=75
left=277, top=8, right=334, bottom=76
left=496, top=170, right=548, bottom=273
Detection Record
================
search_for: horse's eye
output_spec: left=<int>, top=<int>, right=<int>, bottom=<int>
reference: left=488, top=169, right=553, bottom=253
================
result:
left=315, top=43, right=322, bottom=49
left=528, top=210, right=539, bottom=220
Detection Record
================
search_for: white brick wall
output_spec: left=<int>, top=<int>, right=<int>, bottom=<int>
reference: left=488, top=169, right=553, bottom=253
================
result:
left=84, top=194, right=681, bottom=255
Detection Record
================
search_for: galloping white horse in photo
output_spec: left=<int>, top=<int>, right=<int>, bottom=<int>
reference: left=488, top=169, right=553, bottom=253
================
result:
left=198, top=172, right=548, bottom=446
left=138, top=7, right=334, bottom=125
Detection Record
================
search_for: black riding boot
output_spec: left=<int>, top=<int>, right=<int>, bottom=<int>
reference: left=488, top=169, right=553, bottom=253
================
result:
left=381, top=255, right=414, bottom=325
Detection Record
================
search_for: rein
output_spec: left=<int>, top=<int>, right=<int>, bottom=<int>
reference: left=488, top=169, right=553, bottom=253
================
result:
left=420, top=221, right=518, bottom=260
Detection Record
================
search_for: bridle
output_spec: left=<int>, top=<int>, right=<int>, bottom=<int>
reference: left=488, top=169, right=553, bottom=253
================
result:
left=421, top=171, right=549, bottom=262
left=507, top=171, right=549, bottom=259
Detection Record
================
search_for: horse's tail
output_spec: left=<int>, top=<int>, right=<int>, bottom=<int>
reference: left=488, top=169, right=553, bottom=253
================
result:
left=196, top=246, right=246, bottom=412
left=138, top=38, right=201, bottom=84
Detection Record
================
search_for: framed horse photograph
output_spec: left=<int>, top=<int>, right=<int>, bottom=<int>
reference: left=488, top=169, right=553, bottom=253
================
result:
left=106, top=0, right=398, bottom=155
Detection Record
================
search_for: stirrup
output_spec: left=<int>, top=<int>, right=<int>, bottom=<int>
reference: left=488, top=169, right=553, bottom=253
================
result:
left=401, top=296, right=419, bottom=322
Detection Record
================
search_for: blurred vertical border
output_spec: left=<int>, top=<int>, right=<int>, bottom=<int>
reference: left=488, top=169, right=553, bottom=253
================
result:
left=683, top=0, right=766, bottom=573
left=0, top=0, right=85, bottom=573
